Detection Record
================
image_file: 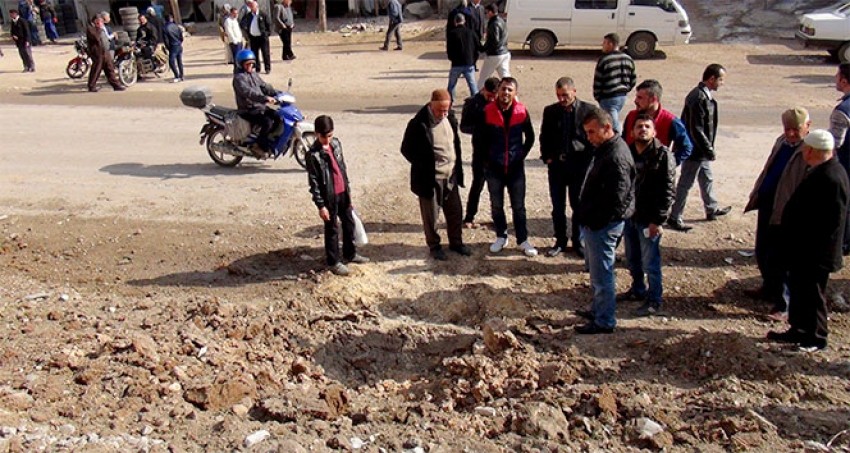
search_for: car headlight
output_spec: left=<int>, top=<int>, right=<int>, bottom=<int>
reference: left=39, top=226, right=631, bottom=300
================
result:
left=678, top=19, right=689, bottom=28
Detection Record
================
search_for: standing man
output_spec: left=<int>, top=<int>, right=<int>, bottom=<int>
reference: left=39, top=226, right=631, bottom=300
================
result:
left=459, top=76, right=499, bottom=229
left=86, top=15, right=124, bottom=92
left=469, top=0, right=486, bottom=42
left=592, top=33, right=635, bottom=135
left=477, top=4, right=510, bottom=89
left=38, top=0, right=58, bottom=44
left=828, top=62, right=850, bottom=255
left=273, top=0, right=296, bottom=60
left=240, top=0, right=272, bottom=74
left=745, top=108, right=811, bottom=318
left=224, top=7, right=244, bottom=68
left=481, top=77, right=537, bottom=257
left=9, top=10, right=35, bottom=72
left=380, top=0, right=403, bottom=51
left=218, top=4, right=234, bottom=64
left=99, top=11, right=116, bottom=60
left=539, top=76, right=594, bottom=258
left=622, top=115, right=675, bottom=316
left=574, top=107, right=635, bottom=335
left=162, top=14, right=184, bottom=83
left=401, top=89, right=471, bottom=261
left=768, top=130, right=850, bottom=352
left=668, top=64, right=731, bottom=231
left=446, top=13, right=478, bottom=102
left=622, top=79, right=692, bottom=165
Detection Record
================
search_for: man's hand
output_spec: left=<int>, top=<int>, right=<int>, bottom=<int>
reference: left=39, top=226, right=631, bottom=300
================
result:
left=265, top=96, right=276, bottom=105
left=648, top=223, right=662, bottom=239
left=319, top=207, right=330, bottom=222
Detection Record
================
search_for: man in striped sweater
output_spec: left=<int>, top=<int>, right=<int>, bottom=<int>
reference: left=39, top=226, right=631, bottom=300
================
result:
left=593, top=33, right=636, bottom=135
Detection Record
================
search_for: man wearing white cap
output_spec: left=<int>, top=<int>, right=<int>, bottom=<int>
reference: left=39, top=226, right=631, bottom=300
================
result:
left=768, top=129, right=850, bottom=352
left=744, top=107, right=811, bottom=319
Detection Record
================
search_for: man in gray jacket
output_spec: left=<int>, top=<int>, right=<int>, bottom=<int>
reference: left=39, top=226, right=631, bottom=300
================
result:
left=233, top=49, right=279, bottom=157
left=273, top=0, right=295, bottom=60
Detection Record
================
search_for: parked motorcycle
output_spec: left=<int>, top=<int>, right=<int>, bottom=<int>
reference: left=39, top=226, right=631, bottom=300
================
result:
left=180, top=81, right=316, bottom=168
left=116, top=41, right=169, bottom=87
left=65, top=37, right=91, bottom=79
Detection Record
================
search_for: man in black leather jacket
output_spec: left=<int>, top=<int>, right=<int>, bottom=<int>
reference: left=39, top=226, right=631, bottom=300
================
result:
left=306, top=116, right=369, bottom=276
left=668, top=64, right=731, bottom=231
left=539, top=76, right=594, bottom=258
left=476, top=4, right=510, bottom=89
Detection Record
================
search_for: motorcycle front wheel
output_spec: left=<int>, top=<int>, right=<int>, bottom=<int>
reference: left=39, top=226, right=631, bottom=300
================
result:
left=66, top=57, right=89, bottom=79
left=118, top=59, right=138, bottom=87
left=292, top=132, right=316, bottom=170
left=206, top=129, right=243, bottom=167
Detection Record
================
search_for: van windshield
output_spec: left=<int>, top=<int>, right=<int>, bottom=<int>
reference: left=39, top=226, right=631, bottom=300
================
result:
left=630, top=0, right=677, bottom=13
left=839, top=3, right=850, bottom=15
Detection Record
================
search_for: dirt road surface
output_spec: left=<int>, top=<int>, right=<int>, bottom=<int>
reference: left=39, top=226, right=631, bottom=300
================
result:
left=1, top=3, right=849, bottom=451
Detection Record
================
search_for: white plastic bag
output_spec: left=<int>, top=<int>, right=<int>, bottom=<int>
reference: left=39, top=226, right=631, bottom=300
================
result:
left=352, top=209, right=368, bottom=246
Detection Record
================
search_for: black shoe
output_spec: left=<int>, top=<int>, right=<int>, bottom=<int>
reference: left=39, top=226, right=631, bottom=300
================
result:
left=88, top=87, right=100, bottom=92
left=766, top=328, right=802, bottom=344
left=634, top=302, right=661, bottom=317
left=666, top=219, right=692, bottom=232
left=113, top=86, right=126, bottom=91
left=431, top=248, right=448, bottom=261
left=616, top=290, right=645, bottom=302
left=379, top=46, right=388, bottom=51
left=798, top=337, right=827, bottom=352
left=573, top=245, right=585, bottom=259
left=394, top=46, right=403, bottom=50
left=706, top=206, right=732, bottom=221
left=449, top=244, right=472, bottom=256
left=574, top=322, right=614, bottom=335
left=575, top=309, right=594, bottom=320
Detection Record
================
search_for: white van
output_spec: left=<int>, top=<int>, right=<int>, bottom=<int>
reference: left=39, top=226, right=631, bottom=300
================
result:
left=505, top=0, right=692, bottom=58
left=796, top=1, right=850, bottom=62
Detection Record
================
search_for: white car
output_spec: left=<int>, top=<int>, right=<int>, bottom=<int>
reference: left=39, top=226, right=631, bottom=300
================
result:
left=796, top=1, right=850, bottom=62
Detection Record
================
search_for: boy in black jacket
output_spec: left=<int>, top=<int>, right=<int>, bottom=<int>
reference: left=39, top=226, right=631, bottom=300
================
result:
left=306, top=116, right=369, bottom=276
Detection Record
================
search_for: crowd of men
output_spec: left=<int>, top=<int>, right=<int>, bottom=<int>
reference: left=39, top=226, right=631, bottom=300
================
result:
left=391, top=57, right=850, bottom=351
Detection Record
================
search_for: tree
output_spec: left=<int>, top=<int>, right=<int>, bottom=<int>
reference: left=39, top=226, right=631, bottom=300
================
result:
left=318, top=0, right=327, bottom=32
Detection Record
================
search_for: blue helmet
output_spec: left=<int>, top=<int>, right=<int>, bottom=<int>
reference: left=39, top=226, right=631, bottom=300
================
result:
left=235, top=49, right=257, bottom=66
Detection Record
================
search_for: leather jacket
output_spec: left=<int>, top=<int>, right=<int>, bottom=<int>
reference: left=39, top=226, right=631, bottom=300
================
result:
left=681, top=82, right=718, bottom=161
left=578, top=136, right=636, bottom=230
left=630, top=139, right=675, bottom=226
left=483, top=15, right=507, bottom=56
left=306, top=137, right=350, bottom=208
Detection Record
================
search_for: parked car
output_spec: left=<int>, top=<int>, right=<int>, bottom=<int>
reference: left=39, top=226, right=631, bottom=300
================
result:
left=796, top=1, right=850, bottom=62
left=505, top=0, right=692, bottom=58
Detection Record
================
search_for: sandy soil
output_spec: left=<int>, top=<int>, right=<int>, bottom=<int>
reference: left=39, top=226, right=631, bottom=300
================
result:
left=0, top=3, right=849, bottom=451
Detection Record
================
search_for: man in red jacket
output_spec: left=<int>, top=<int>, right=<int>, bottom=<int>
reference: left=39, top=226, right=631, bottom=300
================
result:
left=622, top=79, right=692, bottom=165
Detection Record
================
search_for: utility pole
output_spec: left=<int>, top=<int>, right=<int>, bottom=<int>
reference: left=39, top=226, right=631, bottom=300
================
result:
left=318, top=0, right=327, bottom=32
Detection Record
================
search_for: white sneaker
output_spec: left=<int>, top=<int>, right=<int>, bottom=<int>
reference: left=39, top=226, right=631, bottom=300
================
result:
left=490, top=237, right=508, bottom=253
left=519, top=240, right=538, bottom=257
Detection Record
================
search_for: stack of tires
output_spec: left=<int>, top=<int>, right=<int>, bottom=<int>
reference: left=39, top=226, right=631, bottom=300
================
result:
left=119, top=6, right=140, bottom=37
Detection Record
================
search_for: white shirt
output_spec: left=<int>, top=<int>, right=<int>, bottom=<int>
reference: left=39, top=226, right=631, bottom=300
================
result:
left=249, top=13, right=261, bottom=36
left=224, top=16, right=243, bottom=44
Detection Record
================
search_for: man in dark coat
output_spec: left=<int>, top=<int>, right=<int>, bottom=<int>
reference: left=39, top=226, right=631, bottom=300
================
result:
left=9, top=9, right=35, bottom=72
left=621, top=114, right=675, bottom=317
left=86, top=15, right=124, bottom=92
left=401, top=89, right=470, bottom=261
left=240, top=0, right=272, bottom=74
left=459, top=76, right=498, bottom=230
left=768, top=129, right=850, bottom=352
left=446, top=13, right=479, bottom=102
left=539, top=76, right=594, bottom=258
left=574, top=107, right=635, bottom=335
left=668, top=64, right=731, bottom=231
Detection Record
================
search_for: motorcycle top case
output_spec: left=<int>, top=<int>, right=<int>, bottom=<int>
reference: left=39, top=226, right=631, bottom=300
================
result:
left=180, top=86, right=213, bottom=109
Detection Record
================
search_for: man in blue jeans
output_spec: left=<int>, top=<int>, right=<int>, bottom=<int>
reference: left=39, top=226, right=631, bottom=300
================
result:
left=592, top=33, right=635, bottom=135
left=162, top=14, right=184, bottom=83
left=575, top=107, right=635, bottom=334
left=621, top=115, right=675, bottom=317
left=481, top=77, right=537, bottom=257
left=446, top=13, right=478, bottom=102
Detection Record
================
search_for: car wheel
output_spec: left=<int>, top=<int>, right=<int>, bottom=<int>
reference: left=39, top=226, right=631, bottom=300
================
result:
left=529, top=31, right=555, bottom=58
left=839, top=42, right=850, bottom=63
left=627, top=32, right=657, bottom=59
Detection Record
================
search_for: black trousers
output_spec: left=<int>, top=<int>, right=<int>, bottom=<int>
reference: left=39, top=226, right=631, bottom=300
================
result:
left=279, top=28, right=294, bottom=59
left=249, top=35, right=271, bottom=72
left=239, top=109, right=279, bottom=150
left=547, top=159, right=584, bottom=248
left=788, top=267, right=830, bottom=342
left=16, top=43, right=35, bottom=70
left=755, top=203, right=789, bottom=310
left=324, top=191, right=356, bottom=266
left=463, top=155, right=485, bottom=223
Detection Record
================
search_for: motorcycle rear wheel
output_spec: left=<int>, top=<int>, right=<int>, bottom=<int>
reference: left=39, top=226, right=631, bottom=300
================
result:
left=118, top=59, right=138, bottom=87
left=66, top=58, right=89, bottom=79
left=206, top=129, right=243, bottom=167
left=293, top=132, right=316, bottom=170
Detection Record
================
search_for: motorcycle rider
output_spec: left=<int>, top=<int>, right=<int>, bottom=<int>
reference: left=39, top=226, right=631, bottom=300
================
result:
left=232, top=49, right=280, bottom=158
left=135, top=14, right=159, bottom=65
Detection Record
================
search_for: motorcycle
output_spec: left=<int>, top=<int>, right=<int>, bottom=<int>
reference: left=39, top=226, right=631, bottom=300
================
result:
left=180, top=80, right=316, bottom=168
left=116, top=40, right=169, bottom=87
left=65, top=37, right=91, bottom=79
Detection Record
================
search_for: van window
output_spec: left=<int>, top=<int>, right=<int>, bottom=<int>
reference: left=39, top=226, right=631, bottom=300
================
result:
left=630, top=0, right=676, bottom=12
left=575, top=0, right=618, bottom=10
